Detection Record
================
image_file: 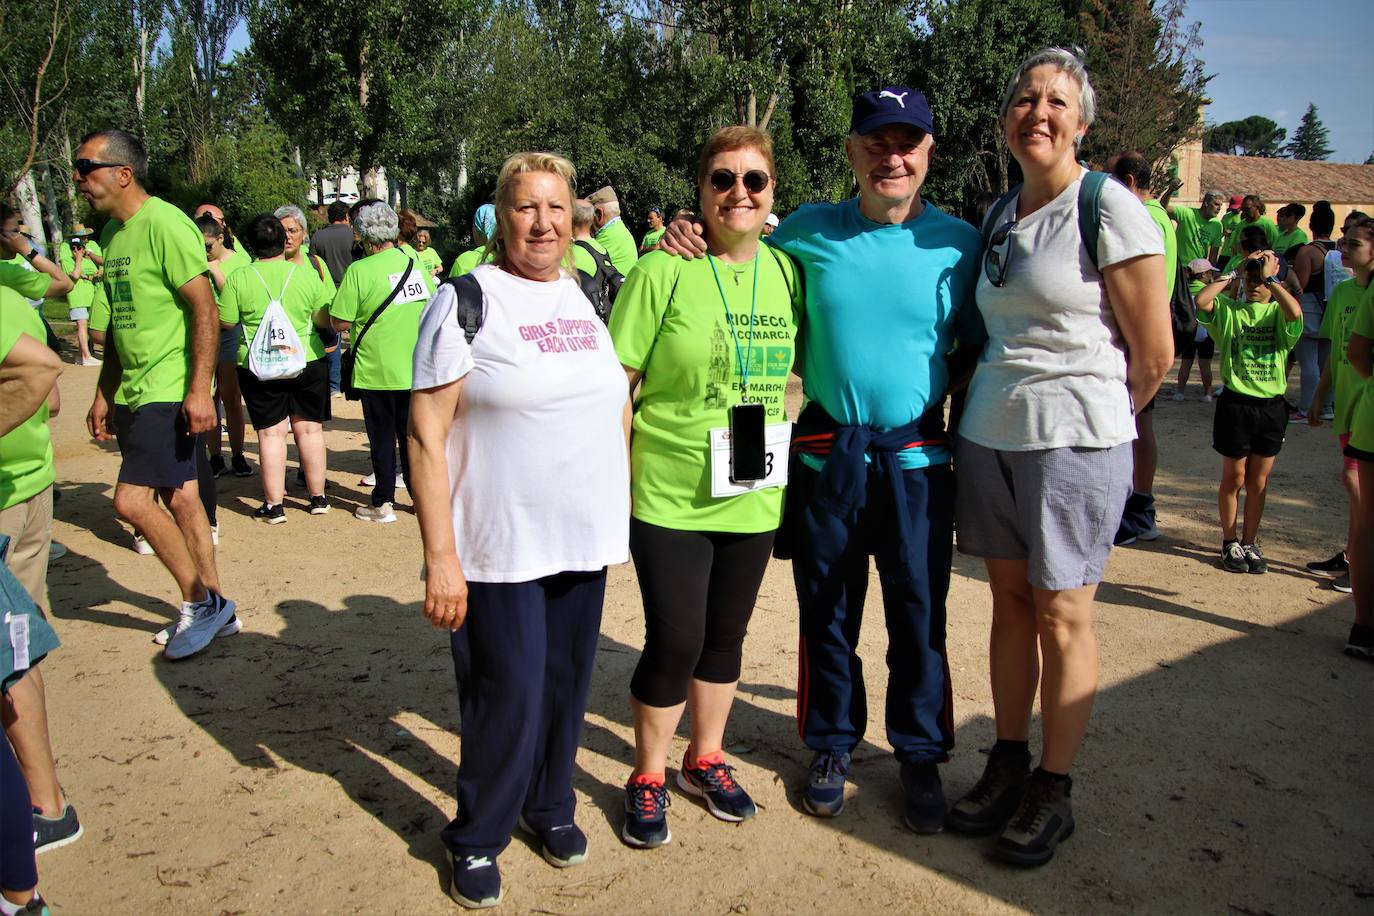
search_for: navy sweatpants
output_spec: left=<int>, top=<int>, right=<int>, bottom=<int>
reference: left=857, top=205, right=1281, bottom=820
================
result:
left=791, top=462, right=955, bottom=764
left=440, top=569, right=606, bottom=859
left=1, top=730, right=37, bottom=892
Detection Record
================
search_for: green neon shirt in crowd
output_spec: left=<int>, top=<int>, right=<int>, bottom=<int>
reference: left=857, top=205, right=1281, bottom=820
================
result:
left=1225, top=216, right=1279, bottom=258
left=0, top=294, right=55, bottom=509
left=417, top=246, right=444, bottom=277
left=1318, top=278, right=1371, bottom=435
left=329, top=246, right=432, bottom=390
left=640, top=227, right=666, bottom=252
left=1272, top=227, right=1310, bottom=255
left=1172, top=206, right=1223, bottom=265
left=0, top=260, right=53, bottom=301
left=609, top=249, right=801, bottom=533
left=1144, top=199, right=1178, bottom=293
left=1347, top=291, right=1374, bottom=452
left=451, top=248, right=492, bottom=276
left=218, top=260, right=330, bottom=368
left=595, top=218, right=639, bottom=276
left=99, top=196, right=211, bottom=410
left=1197, top=293, right=1303, bottom=398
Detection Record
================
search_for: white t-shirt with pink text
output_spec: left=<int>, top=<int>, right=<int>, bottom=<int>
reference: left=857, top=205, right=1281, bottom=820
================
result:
left=413, top=264, right=630, bottom=583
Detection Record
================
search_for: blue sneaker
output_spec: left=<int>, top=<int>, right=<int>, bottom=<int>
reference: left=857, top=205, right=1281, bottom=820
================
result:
left=621, top=776, right=671, bottom=848
left=517, top=815, right=587, bottom=868
left=803, top=749, right=851, bottom=817
left=448, top=852, right=502, bottom=908
left=676, top=751, right=756, bottom=822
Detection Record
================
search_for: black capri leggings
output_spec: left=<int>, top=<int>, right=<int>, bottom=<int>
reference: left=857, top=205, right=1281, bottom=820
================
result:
left=628, top=518, right=776, bottom=708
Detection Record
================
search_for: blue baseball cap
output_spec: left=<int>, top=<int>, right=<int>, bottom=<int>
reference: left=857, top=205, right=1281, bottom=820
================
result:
left=850, top=86, right=935, bottom=138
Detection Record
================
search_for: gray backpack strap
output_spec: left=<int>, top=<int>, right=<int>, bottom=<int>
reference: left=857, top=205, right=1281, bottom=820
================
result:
left=981, top=185, right=1021, bottom=246
left=1077, top=171, right=1108, bottom=272
left=442, top=273, right=485, bottom=345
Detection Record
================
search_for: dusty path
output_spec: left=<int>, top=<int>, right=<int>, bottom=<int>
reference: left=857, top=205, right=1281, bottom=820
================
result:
left=28, top=359, right=1373, bottom=914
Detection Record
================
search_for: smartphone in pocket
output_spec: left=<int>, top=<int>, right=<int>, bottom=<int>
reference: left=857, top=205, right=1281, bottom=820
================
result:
left=729, top=402, right=767, bottom=483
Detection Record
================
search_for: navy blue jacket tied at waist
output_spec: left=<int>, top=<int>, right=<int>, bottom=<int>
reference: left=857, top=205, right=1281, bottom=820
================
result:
left=772, top=400, right=948, bottom=562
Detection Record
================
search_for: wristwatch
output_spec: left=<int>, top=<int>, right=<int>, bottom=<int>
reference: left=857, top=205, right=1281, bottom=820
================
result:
left=1262, top=275, right=1280, bottom=286
left=21, top=247, right=38, bottom=262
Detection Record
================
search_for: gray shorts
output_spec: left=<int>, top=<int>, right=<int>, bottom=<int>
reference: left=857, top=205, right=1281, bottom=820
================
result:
left=955, top=437, right=1133, bottom=591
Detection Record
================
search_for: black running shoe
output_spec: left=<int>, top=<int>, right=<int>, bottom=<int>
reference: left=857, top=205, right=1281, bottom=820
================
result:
left=899, top=761, right=946, bottom=834
left=307, top=495, right=330, bottom=515
left=1307, top=551, right=1348, bottom=575
left=1221, top=540, right=1248, bottom=573
left=1242, top=543, right=1267, bottom=574
left=253, top=503, right=286, bottom=525
left=947, top=748, right=1031, bottom=836
left=231, top=453, right=253, bottom=477
left=448, top=852, right=501, bottom=908
left=209, top=453, right=226, bottom=478
left=994, top=774, right=1074, bottom=867
left=1346, top=623, right=1374, bottom=659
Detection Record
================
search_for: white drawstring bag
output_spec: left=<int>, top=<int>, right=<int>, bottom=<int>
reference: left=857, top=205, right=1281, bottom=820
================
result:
left=245, top=265, right=306, bottom=381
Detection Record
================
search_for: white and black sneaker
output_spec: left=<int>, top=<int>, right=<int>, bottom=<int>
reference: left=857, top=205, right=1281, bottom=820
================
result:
left=307, top=495, right=330, bottom=515
left=253, top=503, right=286, bottom=525
left=165, top=592, right=238, bottom=660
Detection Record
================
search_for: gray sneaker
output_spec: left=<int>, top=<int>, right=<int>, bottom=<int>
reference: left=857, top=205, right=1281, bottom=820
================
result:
left=165, top=592, right=238, bottom=660
left=1221, top=540, right=1248, bottom=573
left=994, top=775, right=1074, bottom=867
left=354, top=502, right=396, bottom=523
left=33, top=803, right=82, bottom=854
left=947, top=749, right=1031, bottom=836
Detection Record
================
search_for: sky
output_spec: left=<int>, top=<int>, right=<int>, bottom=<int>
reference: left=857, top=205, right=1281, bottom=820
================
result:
left=225, top=1, right=1374, bottom=162
left=1186, top=0, right=1374, bottom=162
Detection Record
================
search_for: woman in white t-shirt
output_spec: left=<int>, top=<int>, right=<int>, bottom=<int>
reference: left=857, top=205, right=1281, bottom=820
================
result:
left=409, top=151, right=630, bottom=909
left=950, top=48, right=1173, bottom=866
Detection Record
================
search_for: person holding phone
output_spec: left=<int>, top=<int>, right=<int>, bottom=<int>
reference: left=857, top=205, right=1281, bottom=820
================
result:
left=608, top=125, right=801, bottom=849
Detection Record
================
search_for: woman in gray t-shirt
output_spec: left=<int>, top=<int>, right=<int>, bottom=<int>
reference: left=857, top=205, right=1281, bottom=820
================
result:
left=948, top=48, right=1173, bottom=867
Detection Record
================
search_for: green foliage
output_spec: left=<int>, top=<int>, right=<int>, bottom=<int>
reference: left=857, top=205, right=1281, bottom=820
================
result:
left=1205, top=115, right=1287, bottom=158
left=1075, top=0, right=1208, bottom=187
left=912, top=0, right=1072, bottom=211
left=1285, top=103, right=1332, bottom=161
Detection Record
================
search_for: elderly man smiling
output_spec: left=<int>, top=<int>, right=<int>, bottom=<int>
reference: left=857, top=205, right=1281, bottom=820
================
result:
left=663, top=86, right=983, bottom=833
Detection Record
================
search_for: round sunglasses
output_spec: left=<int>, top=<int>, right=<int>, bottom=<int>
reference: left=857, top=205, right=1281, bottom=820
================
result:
left=709, top=169, right=771, bottom=194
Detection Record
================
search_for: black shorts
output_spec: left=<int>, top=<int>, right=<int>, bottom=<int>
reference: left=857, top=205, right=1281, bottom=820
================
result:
left=1176, top=332, right=1215, bottom=360
left=1345, top=442, right=1374, bottom=463
left=218, top=325, right=241, bottom=364
left=1213, top=389, right=1287, bottom=459
left=114, top=403, right=201, bottom=488
left=237, top=358, right=331, bottom=429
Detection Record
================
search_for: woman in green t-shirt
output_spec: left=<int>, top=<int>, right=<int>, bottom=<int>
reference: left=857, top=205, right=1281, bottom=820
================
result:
left=196, top=211, right=253, bottom=478
left=1195, top=249, right=1304, bottom=574
left=1335, top=216, right=1374, bottom=657
left=609, top=125, right=801, bottom=849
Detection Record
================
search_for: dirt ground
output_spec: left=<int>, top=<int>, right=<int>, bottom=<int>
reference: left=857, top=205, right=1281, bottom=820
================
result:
left=26, top=347, right=1374, bottom=915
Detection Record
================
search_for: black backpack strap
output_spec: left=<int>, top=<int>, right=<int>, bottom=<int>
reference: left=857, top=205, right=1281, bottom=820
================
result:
left=351, top=259, right=413, bottom=355
left=441, top=273, right=485, bottom=344
left=982, top=185, right=1021, bottom=247
left=574, top=239, right=610, bottom=274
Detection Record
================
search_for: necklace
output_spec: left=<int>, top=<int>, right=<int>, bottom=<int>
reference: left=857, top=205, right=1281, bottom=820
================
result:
left=724, top=262, right=749, bottom=286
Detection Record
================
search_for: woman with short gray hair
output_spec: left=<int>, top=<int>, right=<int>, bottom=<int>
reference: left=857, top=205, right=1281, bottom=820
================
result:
left=328, top=201, right=433, bottom=521
left=950, top=47, right=1173, bottom=866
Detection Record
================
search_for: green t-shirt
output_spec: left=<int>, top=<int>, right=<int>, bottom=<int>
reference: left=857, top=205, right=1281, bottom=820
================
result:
left=595, top=218, right=639, bottom=276
left=58, top=241, right=103, bottom=311
left=1273, top=227, right=1310, bottom=256
left=1318, top=278, right=1371, bottom=434
left=212, top=247, right=252, bottom=301
left=452, top=248, right=492, bottom=276
left=0, top=295, right=55, bottom=509
left=1225, top=216, right=1279, bottom=259
left=640, top=227, right=666, bottom=252
left=1198, top=293, right=1303, bottom=398
left=572, top=237, right=610, bottom=277
left=0, top=260, right=53, bottom=302
left=1172, top=206, right=1223, bottom=265
left=329, top=247, right=432, bottom=390
left=1346, top=292, right=1374, bottom=451
left=219, top=260, right=329, bottom=367
left=1144, top=199, right=1177, bottom=294
left=609, top=249, right=801, bottom=533
left=398, top=242, right=420, bottom=263
left=417, top=246, right=444, bottom=278
left=100, top=196, right=210, bottom=410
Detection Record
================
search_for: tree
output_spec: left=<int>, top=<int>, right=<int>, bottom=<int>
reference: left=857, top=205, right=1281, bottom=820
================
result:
left=1285, top=103, right=1332, bottom=161
left=912, top=0, right=1072, bottom=210
left=1365, top=151, right=1374, bottom=166
left=1075, top=0, right=1208, bottom=187
left=1204, top=115, right=1287, bottom=158
left=0, top=0, right=75, bottom=200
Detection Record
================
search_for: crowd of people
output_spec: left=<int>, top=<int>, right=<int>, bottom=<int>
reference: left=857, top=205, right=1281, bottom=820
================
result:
left=0, top=43, right=1371, bottom=914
